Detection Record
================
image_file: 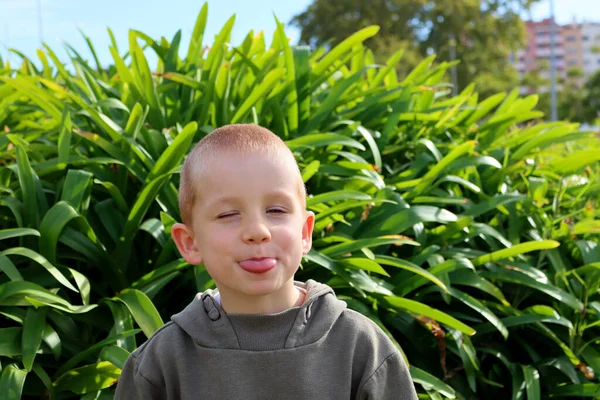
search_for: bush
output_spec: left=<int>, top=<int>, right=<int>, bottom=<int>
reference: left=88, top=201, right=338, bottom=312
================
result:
left=0, top=4, right=599, bottom=399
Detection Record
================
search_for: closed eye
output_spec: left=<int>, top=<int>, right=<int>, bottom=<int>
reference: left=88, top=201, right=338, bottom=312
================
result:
left=217, top=212, right=238, bottom=219
left=267, top=208, right=287, bottom=214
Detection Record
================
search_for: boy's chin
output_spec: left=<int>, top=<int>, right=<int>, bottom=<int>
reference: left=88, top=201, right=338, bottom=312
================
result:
left=222, top=276, right=297, bottom=297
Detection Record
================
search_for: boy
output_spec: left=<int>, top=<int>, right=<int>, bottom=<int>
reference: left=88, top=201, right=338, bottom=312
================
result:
left=115, top=124, right=418, bottom=399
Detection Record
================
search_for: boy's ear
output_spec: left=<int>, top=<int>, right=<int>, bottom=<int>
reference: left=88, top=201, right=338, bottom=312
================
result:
left=301, top=211, right=315, bottom=255
left=171, top=223, right=203, bottom=265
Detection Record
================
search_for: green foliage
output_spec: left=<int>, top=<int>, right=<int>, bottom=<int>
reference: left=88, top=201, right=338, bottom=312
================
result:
left=532, top=68, right=600, bottom=124
left=290, top=0, right=541, bottom=97
left=0, top=3, right=599, bottom=399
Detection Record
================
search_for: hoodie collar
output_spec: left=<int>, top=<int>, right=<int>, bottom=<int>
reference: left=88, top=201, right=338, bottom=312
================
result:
left=171, top=280, right=347, bottom=350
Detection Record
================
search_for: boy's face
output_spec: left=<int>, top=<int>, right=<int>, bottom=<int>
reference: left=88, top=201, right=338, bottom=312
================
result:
left=174, top=151, right=314, bottom=305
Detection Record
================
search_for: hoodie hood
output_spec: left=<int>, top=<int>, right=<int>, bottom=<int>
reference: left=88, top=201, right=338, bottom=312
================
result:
left=171, top=280, right=346, bottom=350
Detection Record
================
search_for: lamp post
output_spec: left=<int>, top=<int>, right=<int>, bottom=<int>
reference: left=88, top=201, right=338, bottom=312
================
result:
left=449, top=34, right=458, bottom=96
left=549, top=0, right=558, bottom=121
left=36, top=0, right=43, bottom=43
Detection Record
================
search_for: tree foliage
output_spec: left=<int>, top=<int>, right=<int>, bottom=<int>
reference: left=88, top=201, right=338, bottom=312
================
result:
left=291, top=0, right=540, bottom=97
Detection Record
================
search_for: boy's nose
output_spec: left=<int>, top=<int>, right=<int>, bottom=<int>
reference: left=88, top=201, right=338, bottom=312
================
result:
left=242, top=222, right=272, bottom=243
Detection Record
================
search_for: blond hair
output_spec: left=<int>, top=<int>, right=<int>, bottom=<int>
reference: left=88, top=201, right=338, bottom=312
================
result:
left=179, top=124, right=306, bottom=225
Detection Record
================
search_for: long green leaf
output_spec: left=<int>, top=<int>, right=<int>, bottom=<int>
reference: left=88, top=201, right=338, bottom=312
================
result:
left=286, top=134, right=366, bottom=151
left=55, top=329, right=139, bottom=378
left=356, top=126, right=382, bottom=171
left=116, top=289, right=164, bottom=338
left=58, top=109, right=72, bottom=163
left=0, top=327, right=22, bottom=356
left=377, top=256, right=448, bottom=293
left=32, top=364, right=55, bottom=399
left=450, top=270, right=509, bottom=306
left=450, top=288, right=508, bottom=339
left=411, top=141, right=477, bottom=197
left=100, top=345, right=130, bottom=369
left=0, top=253, right=23, bottom=281
left=302, top=69, right=367, bottom=134
left=307, top=190, right=372, bottom=206
left=3, top=247, right=78, bottom=292
left=147, top=122, right=197, bottom=182
left=15, top=145, right=37, bottom=228
left=0, top=228, right=40, bottom=241
left=293, top=45, right=311, bottom=131
left=522, top=365, right=540, bottom=400
left=121, top=173, right=172, bottom=241
left=471, top=240, right=560, bottom=266
left=409, top=366, right=456, bottom=398
left=21, top=307, right=45, bottom=371
left=186, top=3, right=208, bottom=66
left=482, top=269, right=583, bottom=311
left=463, top=195, right=525, bottom=218
left=39, top=201, right=99, bottom=265
left=54, top=362, right=121, bottom=394
left=60, top=169, right=93, bottom=212
left=0, top=281, right=95, bottom=314
left=275, top=17, right=298, bottom=133
left=231, top=68, right=286, bottom=123
left=549, top=384, right=600, bottom=397
left=321, top=236, right=419, bottom=257
left=362, top=206, right=458, bottom=237
left=312, top=26, right=379, bottom=76
left=339, top=258, right=389, bottom=276
left=0, top=364, right=27, bottom=400
left=399, top=258, right=475, bottom=296
left=384, top=296, right=476, bottom=335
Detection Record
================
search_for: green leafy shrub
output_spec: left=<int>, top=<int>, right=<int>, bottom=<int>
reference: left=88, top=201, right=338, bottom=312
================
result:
left=0, top=4, right=599, bottom=399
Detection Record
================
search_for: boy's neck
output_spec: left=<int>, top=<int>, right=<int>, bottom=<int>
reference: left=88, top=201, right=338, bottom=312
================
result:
left=218, top=282, right=305, bottom=315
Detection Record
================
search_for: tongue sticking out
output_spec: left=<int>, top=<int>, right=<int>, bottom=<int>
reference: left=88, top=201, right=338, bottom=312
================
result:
left=238, top=258, right=276, bottom=274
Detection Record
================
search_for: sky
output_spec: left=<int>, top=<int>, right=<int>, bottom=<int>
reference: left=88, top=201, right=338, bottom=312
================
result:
left=1, top=0, right=600, bottom=66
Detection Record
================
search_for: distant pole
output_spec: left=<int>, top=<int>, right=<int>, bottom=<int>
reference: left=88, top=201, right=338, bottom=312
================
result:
left=36, top=0, right=43, bottom=43
left=549, top=0, right=558, bottom=121
left=3, top=24, right=8, bottom=63
left=449, top=34, right=458, bottom=96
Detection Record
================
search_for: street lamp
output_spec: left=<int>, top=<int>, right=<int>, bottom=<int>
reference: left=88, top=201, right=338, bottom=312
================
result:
left=36, top=0, right=43, bottom=43
left=549, top=0, right=558, bottom=121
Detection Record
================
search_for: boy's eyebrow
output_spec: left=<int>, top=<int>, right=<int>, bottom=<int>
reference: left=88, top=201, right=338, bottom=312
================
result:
left=205, top=195, right=240, bottom=209
left=206, top=190, right=296, bottom=209
left=265, top=190, right=296, bottom=201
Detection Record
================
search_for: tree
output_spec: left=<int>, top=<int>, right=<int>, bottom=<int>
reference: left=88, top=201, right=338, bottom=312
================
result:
left=290, top=0, right=540, bottom=97
left=535, top=69, right=600, bottom=123
left=581, top=69, right=600, bottom=123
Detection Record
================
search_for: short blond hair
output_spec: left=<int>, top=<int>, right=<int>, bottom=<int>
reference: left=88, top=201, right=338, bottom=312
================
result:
left=179, top=124, right=306, bottom=225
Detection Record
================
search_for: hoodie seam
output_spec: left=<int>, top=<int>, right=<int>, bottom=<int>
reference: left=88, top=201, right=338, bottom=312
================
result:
left=132, top=353, right=161, bottom=389
left=132, top=321, right=178, bottom=389
left=136, top=321, right=177, bottom=353
left=356, top=351, right=399, bottom=397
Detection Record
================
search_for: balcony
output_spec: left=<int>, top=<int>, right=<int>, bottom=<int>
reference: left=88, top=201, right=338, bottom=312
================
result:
left=535, top=48, right=565, bottom=58
left=535, top=35, right=564, bottom=46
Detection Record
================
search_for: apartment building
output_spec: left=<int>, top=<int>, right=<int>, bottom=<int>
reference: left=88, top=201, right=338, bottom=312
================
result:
left=582, top=22, right=600, bottom=78
left=513, top=18, right=600, bottom=93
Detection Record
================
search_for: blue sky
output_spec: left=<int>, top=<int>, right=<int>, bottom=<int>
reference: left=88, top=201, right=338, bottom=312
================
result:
left=1, top=0, right=599, bottom=66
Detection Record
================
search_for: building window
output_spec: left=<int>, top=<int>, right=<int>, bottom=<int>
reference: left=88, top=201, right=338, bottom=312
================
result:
left=567, top=48, right=577, bottom=54
left=566, top=36, right=577, bottom=42
left=567, top=61, right=577, bottom=66
left=583, top=35, right=590, bottom=41
left=537, top=32, right=547, bottom=38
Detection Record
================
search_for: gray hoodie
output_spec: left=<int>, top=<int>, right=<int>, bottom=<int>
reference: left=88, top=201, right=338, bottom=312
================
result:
left=115, top=280, right=418, bottom=399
